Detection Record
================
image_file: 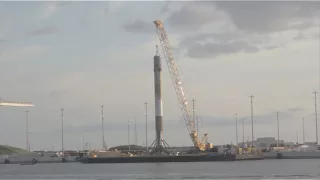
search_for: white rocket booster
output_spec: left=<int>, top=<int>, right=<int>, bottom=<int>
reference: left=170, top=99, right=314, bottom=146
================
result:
left=154, top=48, right=163, bottom=148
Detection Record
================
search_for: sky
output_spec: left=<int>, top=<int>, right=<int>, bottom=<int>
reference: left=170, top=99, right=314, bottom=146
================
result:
left=0, top=1, right=320, bottom=151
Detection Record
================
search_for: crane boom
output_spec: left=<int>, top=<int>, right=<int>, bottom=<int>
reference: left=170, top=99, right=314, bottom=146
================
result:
left=153, top=20, right=206, bottom=151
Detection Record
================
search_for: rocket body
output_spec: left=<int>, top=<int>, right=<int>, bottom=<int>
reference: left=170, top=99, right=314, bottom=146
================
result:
left=154, top=54, right=163, bottom=147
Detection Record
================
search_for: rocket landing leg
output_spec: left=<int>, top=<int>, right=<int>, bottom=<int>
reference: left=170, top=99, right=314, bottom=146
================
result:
left=148, top=139, right=171, bottom=155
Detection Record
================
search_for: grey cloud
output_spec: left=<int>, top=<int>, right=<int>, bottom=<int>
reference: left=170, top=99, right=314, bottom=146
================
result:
left=164, top=1, right=318, bottom=33
left=0, top=39, right=6, bottom=43
left=265, top=45, right=279, bottom=50
left=180, top=33, right=242, bottom=47
left=166, top=4, right=219, bottom=31
left=57, top=120, right=181, bottom=134
left=170, top=2, right=318, bottom=59
left=287, top=108, right=305, bottom=112
left=103, top=4, right=110, bottom=13
left=122, top=20, right=154, bottom=34
left=187, top=41, right=260, bottom=58
left=179, top=31, right=281, bottom=58
left=215, top=1, right=319, bottom=33
left=26, top=26, right=59, bottom=37
left=58, top=1, right=73, bottom=6
left=195, top=108, right=303, bottom=127
left=293, top=1, right=320, bottom=17
left=200, top=114, right=271, bottom=127
left=48, top=90, right=72, bottom=99
left=160, top=1, right=172, bottom=13
left=291, top=21, right=317, bottom=31
left=293, top=32, right=316, bottom=41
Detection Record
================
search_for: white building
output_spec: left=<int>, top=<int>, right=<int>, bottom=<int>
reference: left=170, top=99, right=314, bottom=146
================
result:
left=255, top=137, right=284, bottom=148
left=237, top=137, right=285, bottom=148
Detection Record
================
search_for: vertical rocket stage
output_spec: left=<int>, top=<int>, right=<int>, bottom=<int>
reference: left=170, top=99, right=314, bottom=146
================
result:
left=149, top=46, right=170, bottom=155
left=154, top=53, right=163, bottom=147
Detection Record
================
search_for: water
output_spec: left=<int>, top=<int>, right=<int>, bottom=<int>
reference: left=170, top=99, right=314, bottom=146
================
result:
left=0, top=159, right=320, bottom=179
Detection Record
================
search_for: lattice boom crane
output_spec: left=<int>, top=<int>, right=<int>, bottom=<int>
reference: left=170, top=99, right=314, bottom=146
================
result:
left=153, top=20, right=207, bottom=151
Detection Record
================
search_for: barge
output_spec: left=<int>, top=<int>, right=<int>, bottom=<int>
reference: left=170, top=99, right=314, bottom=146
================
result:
left=79, top=148, right=236, bottom=164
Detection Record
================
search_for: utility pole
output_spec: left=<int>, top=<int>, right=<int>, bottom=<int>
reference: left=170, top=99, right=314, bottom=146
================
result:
left=296, top=131, right=299, bottom=144
left=242, top=118, right=245, bottom=146
left=61, top=108, right=64, bottom=154
left=313, top=91, right=318, bottom=145
left=277, top=112, right=280, bottom=147
left=82, top=136, right=85, bottom=150
left=234, top=113, right=238, bottom=146
left=134, top=116, right=137, bottom=145
left=101, top=105, right=106, bottom=150
left=144, top=102, right=148, bottom=151
left=302, top=117, right=305, bottom=144
left=25, top=110, right=29, bottom=151
left=128, top=120, right=131, bottom=151
left=249, top=95, right=254, bottom=147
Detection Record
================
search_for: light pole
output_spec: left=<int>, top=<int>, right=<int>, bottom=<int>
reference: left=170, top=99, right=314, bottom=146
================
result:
left=128, top=120, right=131, bottom=151
left=313, top=91, right=318, bottom=145
left=249, top=95, right=254, bottom=147
left=302, top=117, right=305, bottom=144
left=277, top=112, right=279, bottom=146
left=242, top=118, right=245, bottom=146
left=101, top=105, right=106, bottom=150
left=234, top=113, right=238, bottom=146
left=134, top=116, right=137, bottom=145
left=145, top=102, right=148, bottom=151
left=61, top=108, right=64, bottom=154
left=25, top=110, right=29, bottom=151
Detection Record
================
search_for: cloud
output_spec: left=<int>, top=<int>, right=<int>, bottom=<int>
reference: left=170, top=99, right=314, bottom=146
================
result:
left=120, top=2, right=317, bottom=58
left=121, top=20, right=154, bottom=34
left=0, top=39, right=6, bottom=43
left=287, top=108, right=305, bottom=112
left=63, top=123, right=127, bottom=134
left=160, top=1, right=319, bottom=59
left=58, top=120, right=180, bottom=134
left=179, top=32, right=277, bottom=58
left=293, top=31, right=317, bottom=41
left=215, top=1, right=319, bottom=33
left=26, top=26, right=58, bottom=37
left=0, top=45, right=49, bottom=62
left=104, top=1, right=125, bottom=14
left=39, top=1, right=72, bottom=19
left=41, top=1, right=59, bottom=19
left=180, top=33, right=243, bottom=46
left=197, top=108, right=303, bottom=127
left=200, top=114, right=270, bottom=127
left=58, top=1, right=73, bottom=6
left=166, top=3, right=223, bottom=31
left=160, top=1, right=172, bottom=13
left=186, top=41, right=260, bottom=59
left=45, top=72, right=90, bottom=98
left=48, top=89, right=73, bottom=99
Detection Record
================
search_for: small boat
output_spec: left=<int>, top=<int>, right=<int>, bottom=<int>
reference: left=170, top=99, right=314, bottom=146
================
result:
left=20, top=163, right=35, bottom=165
left=20, top=158, right=38, bottom=165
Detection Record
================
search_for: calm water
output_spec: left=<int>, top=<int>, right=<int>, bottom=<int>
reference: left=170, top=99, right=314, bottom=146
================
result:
left=0, top=159, right=320, bottom=179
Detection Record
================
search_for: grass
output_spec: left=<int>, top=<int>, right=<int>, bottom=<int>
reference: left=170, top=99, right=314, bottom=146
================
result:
left=109, top=145, right=145, bottom=151
left=0, top=145, right=30, bottom=155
